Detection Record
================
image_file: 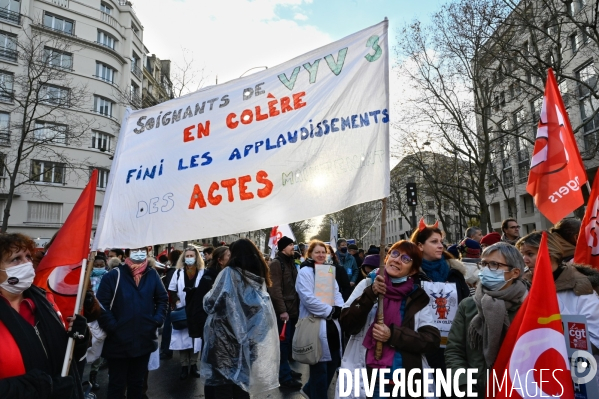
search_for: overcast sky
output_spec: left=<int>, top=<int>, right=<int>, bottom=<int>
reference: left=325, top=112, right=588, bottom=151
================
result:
left=133, top=0, right=445, bottom=239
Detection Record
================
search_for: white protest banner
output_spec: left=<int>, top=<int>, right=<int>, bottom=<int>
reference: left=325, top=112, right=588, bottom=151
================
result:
left=422, top=281, right=459, bottom=348
left=268, top=224, right=296, bottom=259
left=94, top=21, right=389, bottom=249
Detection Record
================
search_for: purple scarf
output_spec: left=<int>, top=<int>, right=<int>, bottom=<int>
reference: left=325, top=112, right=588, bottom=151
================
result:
left=362, top=271, right=413, bottom=368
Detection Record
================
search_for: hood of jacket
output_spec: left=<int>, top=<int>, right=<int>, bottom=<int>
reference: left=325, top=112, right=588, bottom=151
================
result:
left=554, top=264, right=594, bottom=296
left=448, top=258, right=467, bottom=276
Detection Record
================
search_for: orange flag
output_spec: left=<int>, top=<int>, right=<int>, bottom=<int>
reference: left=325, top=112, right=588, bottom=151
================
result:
left=487, top=232, right=574, bottom=398
left=574, top=176, right=599, bottom=269
left=526, top=68, right=587, bottom=224
left=33, top=170, right=98, bottom=318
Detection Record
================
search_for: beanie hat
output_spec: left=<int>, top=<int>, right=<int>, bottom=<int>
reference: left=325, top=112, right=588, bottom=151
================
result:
left=447, top=244, right=460, bottom=259
left=348, top=244, right=359, bottom=250
left=480, top=232, right=501, bottom=247
left=459, top=238, right=482, bottom=259
left=277, top=236, right=294, bottom=251
left=362, top=254, right=380, bottom=269
left=366, top=245, right=380, bottom=255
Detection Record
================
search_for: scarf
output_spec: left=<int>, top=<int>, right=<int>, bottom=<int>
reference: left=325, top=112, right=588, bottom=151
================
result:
left=125, top=258, right=148, bottom=286
left=421, top=255, right=450, bottom=282
left=468, top=279, right=527, bottom=366
left=362, top=270, right=413, bottom=368
left=501, top=233, right=519, bottom=246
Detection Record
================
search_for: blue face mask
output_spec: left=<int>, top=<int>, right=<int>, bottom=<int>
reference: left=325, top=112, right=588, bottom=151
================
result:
left=130, top=250, right=147, bottom=262
left=185, top=257, right=196, bottom=266
left=391, top=276, right=408, bottom=284
left=478, top=267, right=511, bottom=291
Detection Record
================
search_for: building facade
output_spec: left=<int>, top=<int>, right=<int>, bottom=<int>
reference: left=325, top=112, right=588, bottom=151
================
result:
left=0, top=0, right=168, bottom=245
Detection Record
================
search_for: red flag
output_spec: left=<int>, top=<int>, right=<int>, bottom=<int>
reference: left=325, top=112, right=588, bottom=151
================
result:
left=574, top=176, right=599, bottom=269
left=526, top=68, right=587, bottom=224
left=33, top=170, right=98, bottom=318
left=487, top=232, right=574, bottom=398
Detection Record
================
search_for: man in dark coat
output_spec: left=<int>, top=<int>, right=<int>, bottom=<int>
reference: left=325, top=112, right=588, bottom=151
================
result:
left=267, top=236, right=302, bottom=390
left=97, top=247, right=168, bottom=399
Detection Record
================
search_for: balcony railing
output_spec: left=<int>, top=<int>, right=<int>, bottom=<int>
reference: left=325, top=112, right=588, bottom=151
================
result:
left=41, top=23, right=74, bottom=36
left=131, top=63, right=142, bottom=80
left=49, top=0, right=69, bottom=7
left=0, top=47, right=17, bottom=62
left=0, top=131, right=10, bottom=146
left=0, top=90, right=14, bottom=103
left=96, top=41, right=115, bottom=50
left=130, top=91, right=141, bottom=107
left=0, top=9, right=22, bottom=25
left=517, top=149, right=529, bottom=163
left=100, top=11, right=117, bottom=28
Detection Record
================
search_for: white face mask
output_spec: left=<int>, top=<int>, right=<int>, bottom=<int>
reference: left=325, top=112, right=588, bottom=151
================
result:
left=130, top=250, right=147, bottom=262
left=0, top=262, right=35, bottom=294
left=184, top=257, right=196, bottom=266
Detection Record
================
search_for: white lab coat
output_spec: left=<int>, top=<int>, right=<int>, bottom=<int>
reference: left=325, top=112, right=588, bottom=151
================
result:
left=295, top=265, right=344, bottom=362
left=168, top=268, right=204, bottom=352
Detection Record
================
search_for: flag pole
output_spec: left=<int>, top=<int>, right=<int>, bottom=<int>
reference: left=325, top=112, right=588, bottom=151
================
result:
left=61, top=257, right=90, bottom=376
left=375, top=197, right=387, bottom=360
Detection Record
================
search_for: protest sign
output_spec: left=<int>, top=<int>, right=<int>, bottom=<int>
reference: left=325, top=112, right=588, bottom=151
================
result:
left=94, top=21, right=389, bottom=249
left=422, top=281, right=458, bottom=348
left=315, top=264, right=336, bottom=306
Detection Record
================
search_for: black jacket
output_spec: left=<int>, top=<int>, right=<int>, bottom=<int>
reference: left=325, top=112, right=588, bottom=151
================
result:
left=185, top=266, right=220, bottom=338
left=96, top=262, right=168, bottom=359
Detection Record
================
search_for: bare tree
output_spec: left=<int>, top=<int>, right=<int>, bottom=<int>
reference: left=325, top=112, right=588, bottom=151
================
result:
left=0, top=26, right=96, bottom=232
left=171, top=50, right=206, bottom=98
left=289, top=220, right=312, bottom=244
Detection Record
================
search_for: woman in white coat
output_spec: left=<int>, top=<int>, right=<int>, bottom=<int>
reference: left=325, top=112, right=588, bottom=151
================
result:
left=168, top=246, right=204, bottom=380
left=296, top=240, right=344, bottom=399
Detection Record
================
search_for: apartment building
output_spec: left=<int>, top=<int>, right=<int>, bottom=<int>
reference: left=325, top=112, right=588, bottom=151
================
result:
left=477, top=0, right=599, bottom=235
left=0, top=0, right=164, bottom=245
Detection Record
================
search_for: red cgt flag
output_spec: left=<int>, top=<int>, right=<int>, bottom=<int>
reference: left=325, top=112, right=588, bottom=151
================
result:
left=487, top=232, right=574, bottom=399
left=574, top=175, right=599, bottom=269
left=33, top=170, right=98, bottom=318
left=526, top=68, right=587, bottom=224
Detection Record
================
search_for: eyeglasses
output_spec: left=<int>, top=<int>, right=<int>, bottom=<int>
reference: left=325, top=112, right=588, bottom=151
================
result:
left=477, top=260, right=513, bottom=270
left=389, top=250, right=413, bottom=264
left=508, top=225, right=521, bottom=229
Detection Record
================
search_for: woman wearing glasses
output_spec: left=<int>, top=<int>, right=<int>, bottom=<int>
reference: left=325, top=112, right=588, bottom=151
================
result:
left=445, top=243, right=528, bottom=396
left=337, top=240, right=440, bottom=398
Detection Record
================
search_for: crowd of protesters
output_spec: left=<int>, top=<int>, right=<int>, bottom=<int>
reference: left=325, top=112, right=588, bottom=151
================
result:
left=1, top=214, right=599, bottom=399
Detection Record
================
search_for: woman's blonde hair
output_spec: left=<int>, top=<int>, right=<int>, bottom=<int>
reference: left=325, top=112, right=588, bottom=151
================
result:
left=175, top=246, right=205, bottom=270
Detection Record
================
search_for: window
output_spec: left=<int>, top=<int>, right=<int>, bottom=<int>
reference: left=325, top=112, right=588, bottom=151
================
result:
left=518, top=161, right=529, bottom=183
left=0, top=31, right=17, bottom=62
left=502, top=168, right=514, bottom=187
left=92, top=167, right=109, bottom=189
left=398, top=218, right=402, bottom=231
left=30, top=160, right=65, bottom=184
left=34, top=121, right=67, bottom=144
left=100, top=2, right=112, bottom=14
left=43, top=13, right=73, bottom=35
left=0, top=70, right=13, bottom=101
left=91, top=130, right=112, bottom=151
left=131, top=22, right=139, bottom=37
left=576, top=63, right=599, bottom=149
left=443, top=201, right=450, bottom=211
left=530, top=96, right=543, bottom=122
left=426, top=214, right=435, bottom=225
left=0, top=0, right=21, bottom=24
left=27, top=201, right=62, bottom=223
left=40, top=84, right=70, bottom=106
left=130, top=82, right=140, bottom=106
left=571, top=32, right=581, bottom=54
left=131, top=53, right=141, bottom=79
left=93, top=205, right=102, bottom=225
left=95, top=62, right=115, bottom=83
left=97, top=30, right=115, bottom=50
left=0, top=112, right=8, bottom=144
left=427, top=201, right=434, bottom=210
left=94, top=96, right=113, bottom=117
left=44, top=48, right=72, bottom=70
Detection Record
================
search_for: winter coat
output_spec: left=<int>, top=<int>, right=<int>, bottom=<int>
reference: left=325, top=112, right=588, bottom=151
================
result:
left=336, top=251, right=359, bottom=283
left=267, top=253, right=299, bottom=319
left=200, top=266, right=279, bottom=394
left=96, top=260, right=168, bottom=359
left=296, top=260, right=344, bottom=362
left=337, top=277, right=440, bottom=398
left=185, top=266, right=220, bottom=339
left=554, top=264, right=599, bottom=350
left=444, top=295, right=523, bottom=395
left=0, top=286, right=85, bottom=399
left=334, top=263, right=352, bottom=302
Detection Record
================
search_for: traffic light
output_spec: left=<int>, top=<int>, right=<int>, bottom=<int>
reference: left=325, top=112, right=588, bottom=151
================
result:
left=406, top=183, right=417, bottom=206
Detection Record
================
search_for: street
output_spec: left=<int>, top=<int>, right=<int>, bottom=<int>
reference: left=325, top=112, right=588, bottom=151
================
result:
left=83, top=334, right=338, bottom=399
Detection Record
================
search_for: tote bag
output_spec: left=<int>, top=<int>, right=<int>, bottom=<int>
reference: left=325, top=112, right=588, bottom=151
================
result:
left=291, top=315, right=322, bottom=365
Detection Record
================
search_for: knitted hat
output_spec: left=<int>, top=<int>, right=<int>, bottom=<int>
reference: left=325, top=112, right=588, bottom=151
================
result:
left=348, top=244, right=359, bottom=250
left=366, top=245, right=380, bottom=255
left=447, top=244, right=460, bottom=259
left=277, top=236, right=294, bottom=251
left=459, top=238, right=482, bottom=259
left=362, top=254, right=380, bottom=269
left=480, top=232, right=501, bottom=247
